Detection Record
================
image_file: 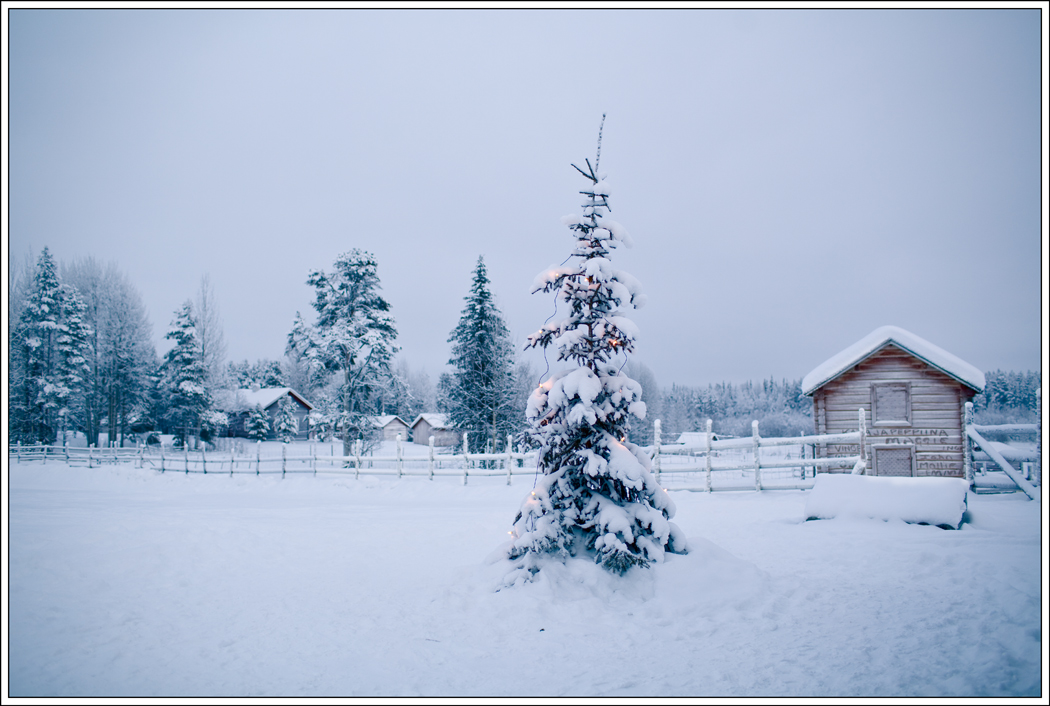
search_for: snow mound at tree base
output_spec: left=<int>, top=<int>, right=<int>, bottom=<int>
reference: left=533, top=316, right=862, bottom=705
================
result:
left=804, top=474, right=969, bottom=530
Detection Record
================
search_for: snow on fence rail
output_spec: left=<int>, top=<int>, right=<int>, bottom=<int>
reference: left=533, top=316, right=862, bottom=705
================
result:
left=964, top=400, right=1040, bottom=499
left=646, top=410, right=867, bottom=491
left=10, top=412, right=870, bottom=491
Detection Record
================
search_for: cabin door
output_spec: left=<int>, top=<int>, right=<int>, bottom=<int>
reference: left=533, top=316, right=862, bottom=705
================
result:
left=872, top=445, right=916, bottom=476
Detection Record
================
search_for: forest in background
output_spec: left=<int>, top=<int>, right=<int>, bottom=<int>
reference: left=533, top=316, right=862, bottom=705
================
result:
left=8, top=247, right=1040, bottom=450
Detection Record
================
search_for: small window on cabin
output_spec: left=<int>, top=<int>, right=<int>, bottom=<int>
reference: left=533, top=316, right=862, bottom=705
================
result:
left=874, top=447, right=914, bottom=477
left=872, top=382, right=911, bottom=425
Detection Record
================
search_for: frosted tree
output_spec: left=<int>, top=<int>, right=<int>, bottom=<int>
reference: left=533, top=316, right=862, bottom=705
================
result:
left=227, top=359, right=286, bottom=389
left=162, top=301, right=210, bottom=447
left=504, top=126, right=687, bottom=578
left=54, top=286, right=93, bottom=441
left=287, top=249, right=398, bottom=457
left=194, top=274, right=228, bottom=395
left=9, top=248, right=92, bottom=444
left=246, top=405, right=272, bottom=441
left=441, top=256, right=519, bottom=453
left=273, top=395, right=299, bottom=443
left=65, top=258, right=157, bottom=447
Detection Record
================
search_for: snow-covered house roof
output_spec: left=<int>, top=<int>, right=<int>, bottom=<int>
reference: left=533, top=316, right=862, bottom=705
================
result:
left=216, top=387, right=314, bottom=412
left=368, top=415, right=410, bottom=429
left=801, top=326, right=985, bottom=396
left=409, top=413, right=452, bottom=430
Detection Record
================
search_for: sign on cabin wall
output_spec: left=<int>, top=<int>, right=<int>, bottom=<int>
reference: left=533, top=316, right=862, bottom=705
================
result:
left=826, top=427, right=964, bottom=477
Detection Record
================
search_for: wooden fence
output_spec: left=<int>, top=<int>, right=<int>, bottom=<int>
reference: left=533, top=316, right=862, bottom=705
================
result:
left=649, top=410, right=867, bottom=491
left=964, top=397, right=1040, bottom=500
left=10, top=413, right=871, bottom=492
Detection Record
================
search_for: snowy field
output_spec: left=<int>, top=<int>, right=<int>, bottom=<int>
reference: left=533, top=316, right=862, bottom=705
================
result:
left=7, top=456, right=1044, bottom=697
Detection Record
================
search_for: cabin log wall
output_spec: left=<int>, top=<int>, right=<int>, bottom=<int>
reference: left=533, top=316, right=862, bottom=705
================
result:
left=812, top=344, right=976, bottom=477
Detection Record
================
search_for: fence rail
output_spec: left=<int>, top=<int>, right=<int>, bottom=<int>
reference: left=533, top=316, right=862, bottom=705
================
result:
left=10, top=413, right=872, bottom=492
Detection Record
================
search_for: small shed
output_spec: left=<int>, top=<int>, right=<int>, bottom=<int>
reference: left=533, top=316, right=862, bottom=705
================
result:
left=410, top=413, right=460, bottom=447
left=220, top=387, right=314, bottom=441
left=674, top=431, right=733, bottom=445
left=369, top=415, right=411, bottom=441
left=802, top=326, right=985, bottom=478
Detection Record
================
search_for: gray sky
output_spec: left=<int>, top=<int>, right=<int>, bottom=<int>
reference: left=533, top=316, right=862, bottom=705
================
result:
left=7, top=9, right=1044, bottom=389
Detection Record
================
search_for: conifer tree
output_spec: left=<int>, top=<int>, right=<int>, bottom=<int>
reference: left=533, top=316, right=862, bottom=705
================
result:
left=162, top=301, right=210, bottom=446
left=245, top=405, right=272, bottom=441
left=273, top=395, right=299, bottom=443
left=9, top=247, right=92, bottom=444
left=504, top=125, right=687, bottom=578
left=441, top=256, right=518, bottom=453
left=287, top=249, right=398, bottom=457
left=54, top=286, right=93, bottom=440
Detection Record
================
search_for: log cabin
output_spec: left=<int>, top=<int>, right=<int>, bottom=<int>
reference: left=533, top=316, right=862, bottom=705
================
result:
left=802, top=326, right=985, bottom=477
left=409, top=413, right=460, bottom=447
left=218, top=387, right=314, bottom=441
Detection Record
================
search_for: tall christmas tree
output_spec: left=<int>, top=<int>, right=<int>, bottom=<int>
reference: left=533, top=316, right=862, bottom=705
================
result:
left=441, top=256, right=518, bottom=453
left=505, top=122, right=687, bottom=578
left=9, top=247, right=92, bottom=444
left=162, top=301, right=210, bottom=447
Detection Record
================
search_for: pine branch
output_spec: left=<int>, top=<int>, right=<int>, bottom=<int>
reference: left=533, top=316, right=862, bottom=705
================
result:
left=571, top=163, right=593, bottom=181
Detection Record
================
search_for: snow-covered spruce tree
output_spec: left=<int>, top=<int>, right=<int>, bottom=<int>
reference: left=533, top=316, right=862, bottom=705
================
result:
left=9, top=247, right=92, bottom=444
left=54, top=285, right=93, bottom=442
left=162, top=301, right=210, bottom=447
left=504, top=139, right=687, bottom=578
left=287, top=250, right=398, bottom=457
left=441, top=256, right=519, bottom=453
left=273, top=395, right=299, bottom=443
left=245, top=405, right=271, bottom=441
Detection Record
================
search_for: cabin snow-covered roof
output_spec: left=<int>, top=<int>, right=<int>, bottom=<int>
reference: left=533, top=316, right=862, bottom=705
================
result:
left=410, top=413, right=452, bottom=430
left=216, top=387, right=314, bottom=412
left=368, top=415, right=409, bottom=428
left=801, top=326, right=985, bottom=396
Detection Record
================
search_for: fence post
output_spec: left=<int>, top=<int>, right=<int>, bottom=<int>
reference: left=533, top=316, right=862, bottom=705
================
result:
left=963, top=401, right=974, bottom=486
left=65, top=440, right=70, bottom=464
left=396, top=433, right=403, bottom=478
left=705, top=419, right=713, bottom=492
left=799, top=431, right=805, bottom=480
left=462, top=432, right=469, bottom=486
left=429, top=435, right=435, bottom=480
left=202, top=448, right=207, bottom=474
left=256, top=441, right=261, bottom=475
left=1034, top=389, right=1041, bottom=487
left=355, top=439, right=361, bottom=480
left=312, top=444, right=317, bottom=476
left=231, top=448, right=235, bottom=476
left=16, top=441, right=20, bottom=463
left=506, top=434, right=514, bottom=485
left=752, top=420, right=762, bottom=491
left=858, top=408, right=867, bottom=475
left=282, top=443, right=286, bottom=478
left=653, top=419, right=662, bottom=483
left=184, top=445, right=189, bottom=474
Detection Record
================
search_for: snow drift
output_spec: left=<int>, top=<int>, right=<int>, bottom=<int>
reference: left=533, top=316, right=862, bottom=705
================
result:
left=804, top=473, right=969, bottom=529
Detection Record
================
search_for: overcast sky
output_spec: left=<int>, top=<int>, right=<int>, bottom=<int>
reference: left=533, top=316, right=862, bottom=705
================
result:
left=7, top=8, right=1044, bottom=390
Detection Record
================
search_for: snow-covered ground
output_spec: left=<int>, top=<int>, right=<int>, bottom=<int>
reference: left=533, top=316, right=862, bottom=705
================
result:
left=7, top=456, right=1044, bottom=697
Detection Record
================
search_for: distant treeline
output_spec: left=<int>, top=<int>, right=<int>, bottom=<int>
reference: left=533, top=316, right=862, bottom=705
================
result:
left=629, top=369, right=1041, bottom=444
left=971, top=370, right=1042, bottom=424
left=625, top=369, right=812, bottom=444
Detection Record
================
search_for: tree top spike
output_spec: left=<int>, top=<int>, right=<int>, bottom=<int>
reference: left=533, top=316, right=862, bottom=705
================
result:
left=595, top=113, right=606, bottom=173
